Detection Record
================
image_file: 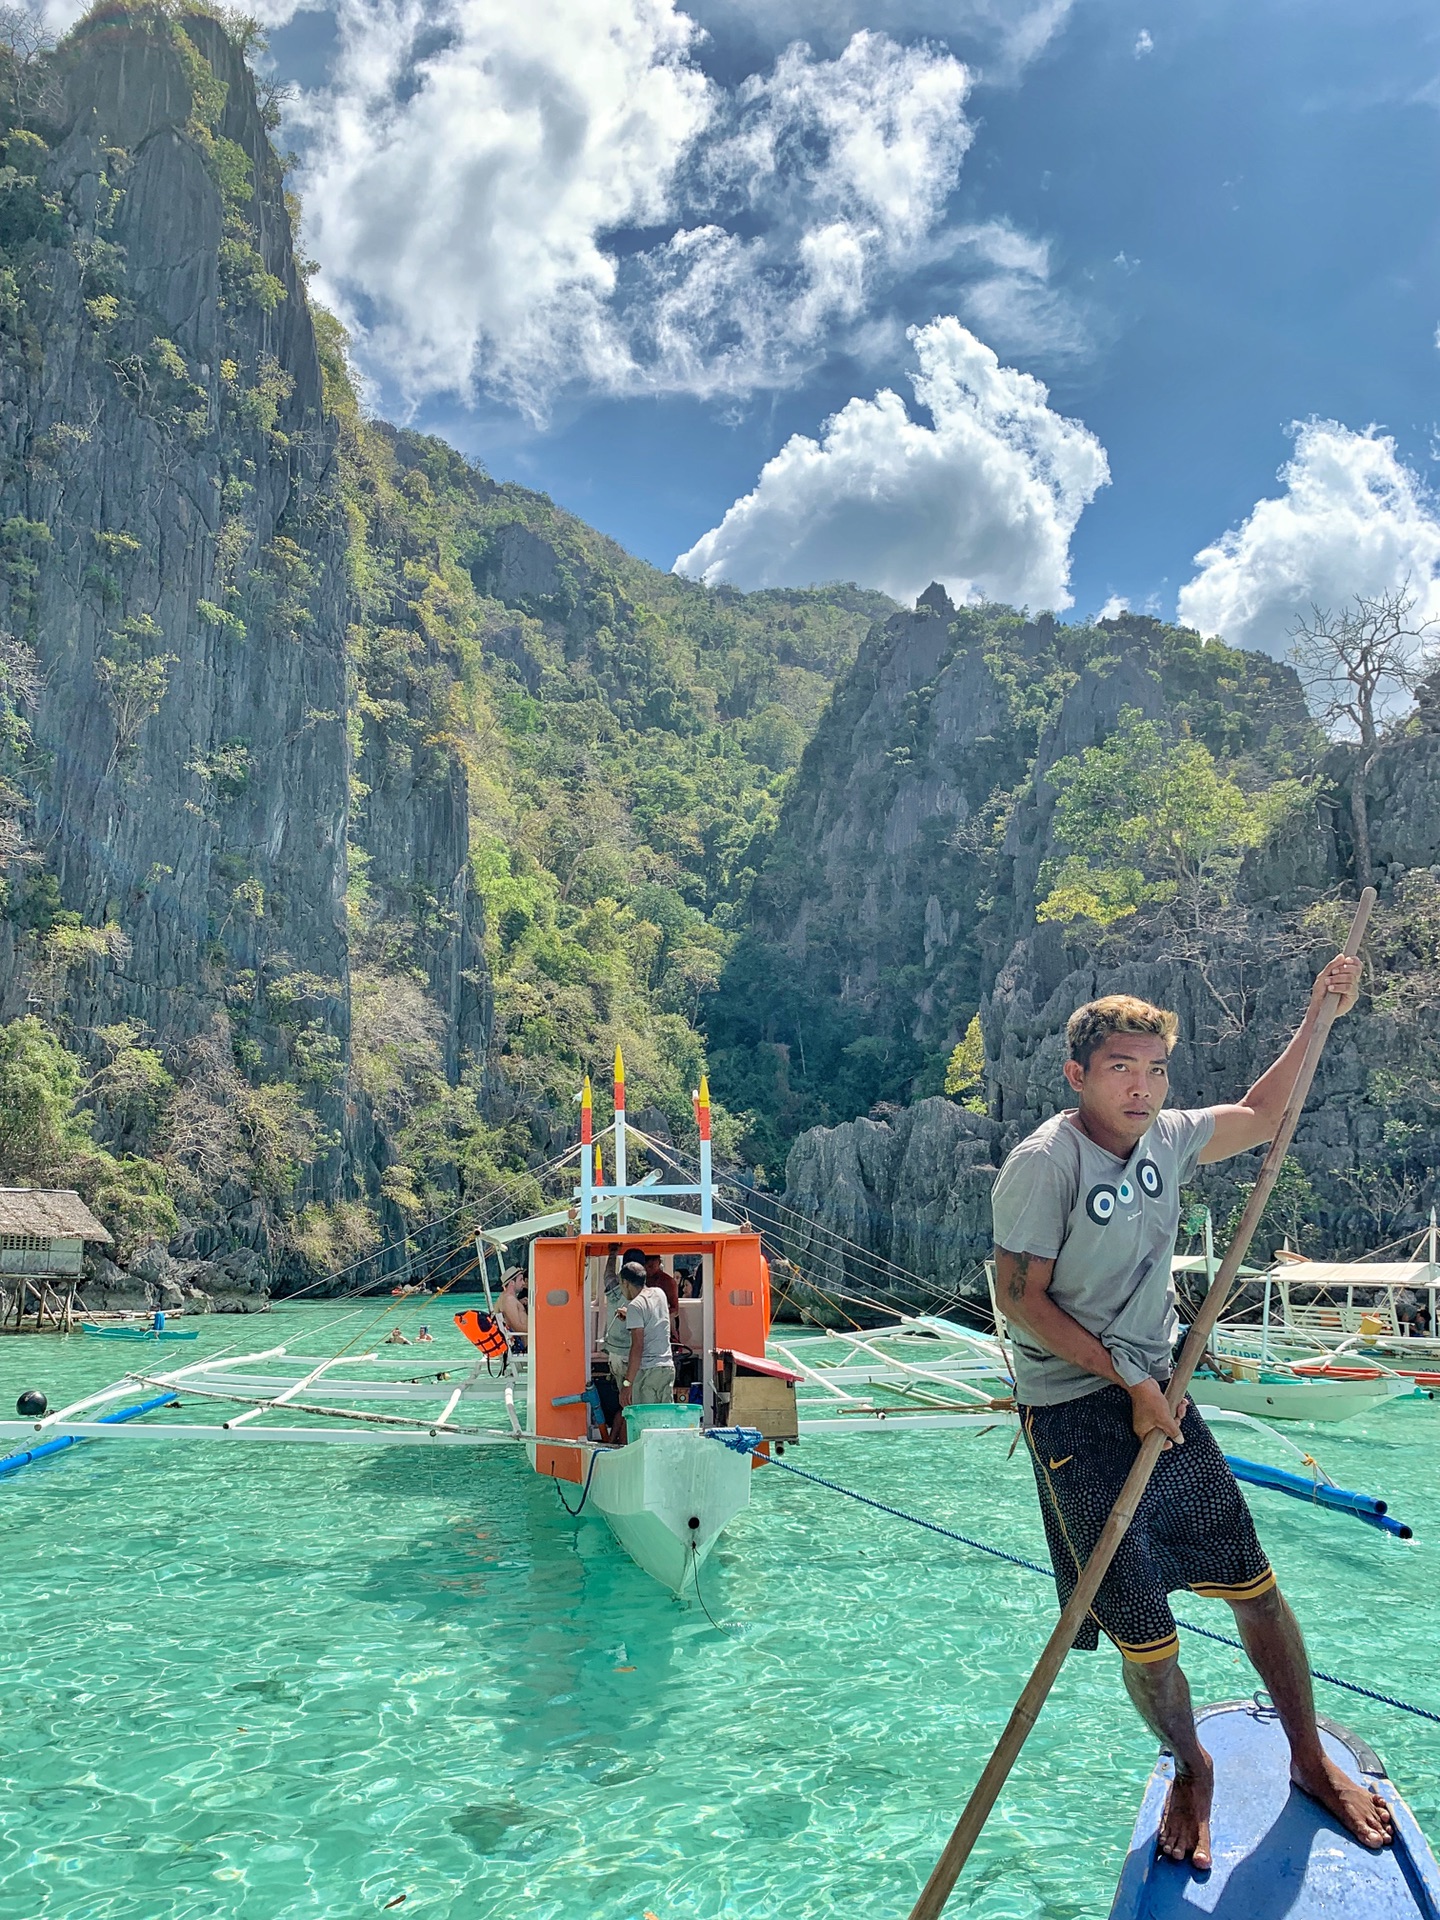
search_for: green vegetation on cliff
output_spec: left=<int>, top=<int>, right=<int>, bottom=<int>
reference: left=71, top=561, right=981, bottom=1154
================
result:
left=0, top=1014, right=174, bottom=1251
left=0, top=2, right=892, bottom=1265
left=319, top=317, right=890, bottom=1199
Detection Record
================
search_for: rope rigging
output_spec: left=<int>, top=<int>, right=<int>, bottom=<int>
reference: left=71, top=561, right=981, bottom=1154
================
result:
left=639, top=1130, right=991, bottom=1322
left=275, top=1142, right=581, bottom=1307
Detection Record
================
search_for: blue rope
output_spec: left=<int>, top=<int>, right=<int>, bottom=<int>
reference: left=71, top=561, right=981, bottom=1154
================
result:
left=757, top=1453, right=1440, bottom=1728
left=759, top=1453, right=1055, bottom=1576
left=1169, top=1618, right=1440, bottom=1724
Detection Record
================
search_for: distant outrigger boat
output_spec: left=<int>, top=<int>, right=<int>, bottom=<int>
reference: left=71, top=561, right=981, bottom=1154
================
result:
left=1178, top=1213, right=1424, bottom=1423
left=81, top=1323, right=200, bottom=1343
left=1251, top=1218, right=1440, bottom=1372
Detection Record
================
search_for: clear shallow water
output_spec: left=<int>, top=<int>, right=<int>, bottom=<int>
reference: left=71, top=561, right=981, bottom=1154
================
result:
left=1, top=1302, right=1436, bottom=1920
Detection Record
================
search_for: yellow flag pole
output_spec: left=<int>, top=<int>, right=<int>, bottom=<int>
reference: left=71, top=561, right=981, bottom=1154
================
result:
left=906, top=887, right=1375, bottom=1920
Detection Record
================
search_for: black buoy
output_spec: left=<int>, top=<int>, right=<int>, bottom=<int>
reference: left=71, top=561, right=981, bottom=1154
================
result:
left=16, top=1389, right=47, bottom=1418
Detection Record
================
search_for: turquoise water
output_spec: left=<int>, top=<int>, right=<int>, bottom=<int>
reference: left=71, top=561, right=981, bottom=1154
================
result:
left=1, top=1301, right=1437, bottom=1920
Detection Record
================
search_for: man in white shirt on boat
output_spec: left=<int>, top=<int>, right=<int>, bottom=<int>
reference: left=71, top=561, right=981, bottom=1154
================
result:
left=619, top=1262, right=675, bottom=1409
left=991, top=955, right=1393, bottom=1870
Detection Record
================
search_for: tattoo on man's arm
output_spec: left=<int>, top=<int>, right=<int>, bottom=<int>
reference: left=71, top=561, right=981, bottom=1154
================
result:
left=1005, top=1252, right=1030, bottom=1305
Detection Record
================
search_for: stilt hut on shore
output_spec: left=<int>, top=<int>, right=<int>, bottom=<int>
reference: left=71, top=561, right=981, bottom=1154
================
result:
left=0, top=1189, right=112, bottom=1333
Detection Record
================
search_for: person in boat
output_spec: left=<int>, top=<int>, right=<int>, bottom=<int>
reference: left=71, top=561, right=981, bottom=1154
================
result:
left=384, top=1327, right=411, bottom=1345
left=991, top=960, right=1393, bottom=1870
left=599, top=1251, right=638, bottom=1441
left=619, top=1262, right=675, bottom=1411
left=676, top=1262, right=702, bottom=1301
left=497, top=1268, right=529, bottom=1352
left=628, top=1248, right=679, bottom=1318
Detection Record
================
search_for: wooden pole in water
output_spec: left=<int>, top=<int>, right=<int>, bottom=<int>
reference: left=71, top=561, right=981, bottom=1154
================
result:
left=906, top=887, right=1374, bottom=1920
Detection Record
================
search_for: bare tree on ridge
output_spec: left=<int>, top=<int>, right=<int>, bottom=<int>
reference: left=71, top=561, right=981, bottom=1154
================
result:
left=1290, top=585, right=1437, bottom=889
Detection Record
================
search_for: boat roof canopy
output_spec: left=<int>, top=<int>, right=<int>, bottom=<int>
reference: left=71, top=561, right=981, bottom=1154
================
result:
left=479, top=1196, right=743, bottom=1247
left=1271, top=1260, right=1439, bottom=1288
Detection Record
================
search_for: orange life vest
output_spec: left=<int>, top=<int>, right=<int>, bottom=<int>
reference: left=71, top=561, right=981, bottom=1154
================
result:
left=455, top=1309, right=508, bottom=1359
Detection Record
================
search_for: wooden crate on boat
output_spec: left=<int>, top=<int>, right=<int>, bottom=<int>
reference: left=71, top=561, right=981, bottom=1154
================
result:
left=721, top=1353, right=799, bottom=1441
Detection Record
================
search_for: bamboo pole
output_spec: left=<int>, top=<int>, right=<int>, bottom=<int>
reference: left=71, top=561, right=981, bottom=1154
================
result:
left=907, top=888, right=1374, bottom=1920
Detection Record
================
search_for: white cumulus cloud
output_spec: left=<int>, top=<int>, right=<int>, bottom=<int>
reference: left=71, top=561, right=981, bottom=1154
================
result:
left=631, top=31, right=974, bottom=395
left=1177, top=421, right=1440, bottom=654
left=292, top=6, right=975, bottom=415
left=673, top=316, right=1109, bottom=608
left=292, top=0, right=713, bottom=414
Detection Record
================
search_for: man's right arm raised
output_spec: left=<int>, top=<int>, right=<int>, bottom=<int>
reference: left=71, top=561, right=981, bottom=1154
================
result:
left=995, top=1246, right=1183, bottom=1445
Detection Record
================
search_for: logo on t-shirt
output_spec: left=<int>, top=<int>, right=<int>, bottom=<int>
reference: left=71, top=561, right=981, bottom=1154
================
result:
left=1086, top=1157, right=1164, bottom=1226
left=1086, top=1183, right=1117, bottom=1224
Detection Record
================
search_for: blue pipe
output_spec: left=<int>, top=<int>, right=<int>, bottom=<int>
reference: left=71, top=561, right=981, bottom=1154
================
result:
left=0, top=1392, right=180, bottom=1479
left=1349, top=1508, right=1414, bottom=1540
left=1226, top=1453, right=1413, bottom=1538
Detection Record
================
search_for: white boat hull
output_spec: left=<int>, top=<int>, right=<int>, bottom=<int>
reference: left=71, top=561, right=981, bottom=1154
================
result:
left=1193, top=1375, right=1403, bottom=1423
left=586, top=1428, right=753, bottom=1593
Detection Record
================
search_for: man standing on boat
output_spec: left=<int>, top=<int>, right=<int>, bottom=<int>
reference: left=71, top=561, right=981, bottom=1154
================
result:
left=991, top=959, right=1393, bottom=1868
left=619, top=1261, right=676, bottom=1410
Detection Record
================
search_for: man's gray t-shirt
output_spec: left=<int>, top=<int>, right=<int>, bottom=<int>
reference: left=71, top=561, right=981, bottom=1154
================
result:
left=990, top=1107, right=1215, bottom=1406
left=625, top=1287, right=672, bottom=1368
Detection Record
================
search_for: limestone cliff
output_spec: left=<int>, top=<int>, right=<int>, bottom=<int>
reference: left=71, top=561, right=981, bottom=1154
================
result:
left=714, top=601, right=1308, bottom=1165
left=0, top=9, right=481, bottom=1288
left=766, top=608, right=1440, bottom=1301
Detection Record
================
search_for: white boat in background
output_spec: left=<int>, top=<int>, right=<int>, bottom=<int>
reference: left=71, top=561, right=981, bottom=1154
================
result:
left=1189, top=1367, right=1409, bottom=1423
left=1206, top=1211, right=1440, bottom=1368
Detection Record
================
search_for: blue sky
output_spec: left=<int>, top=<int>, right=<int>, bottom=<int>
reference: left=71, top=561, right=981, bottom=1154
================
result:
left=255, top=0, right=1440, bottom=646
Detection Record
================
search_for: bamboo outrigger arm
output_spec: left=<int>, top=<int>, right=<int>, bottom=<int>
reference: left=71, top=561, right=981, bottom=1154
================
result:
left=906, top=887, right=1375, bottom=1920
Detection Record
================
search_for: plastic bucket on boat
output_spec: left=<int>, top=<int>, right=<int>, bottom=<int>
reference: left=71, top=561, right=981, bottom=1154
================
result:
left=623, top=1403, right=701, bottom=1437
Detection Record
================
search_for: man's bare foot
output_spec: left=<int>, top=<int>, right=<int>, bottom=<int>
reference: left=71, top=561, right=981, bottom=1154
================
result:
left=1290, top=1751, right=1394, bottom=1850
left=1159, top=1751, right=1214, bottom=1870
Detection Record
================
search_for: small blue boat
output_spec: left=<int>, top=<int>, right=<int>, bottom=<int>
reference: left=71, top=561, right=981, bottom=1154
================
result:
left=1110, top=1697, right=1440, bottom=1918
left=81, top=1324, right=199, bottom=1342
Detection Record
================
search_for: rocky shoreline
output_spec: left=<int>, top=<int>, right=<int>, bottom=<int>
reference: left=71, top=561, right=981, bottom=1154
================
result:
left=82, top=1240, right=271, bottom=1317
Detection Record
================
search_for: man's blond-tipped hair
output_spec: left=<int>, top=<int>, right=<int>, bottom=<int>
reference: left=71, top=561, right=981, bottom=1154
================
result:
left=1066, top=994, right=1179, bottom=1069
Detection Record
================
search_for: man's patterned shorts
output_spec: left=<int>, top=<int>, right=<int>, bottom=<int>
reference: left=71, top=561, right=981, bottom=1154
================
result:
left=1020, top=1384, right=1275, bottom=1663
